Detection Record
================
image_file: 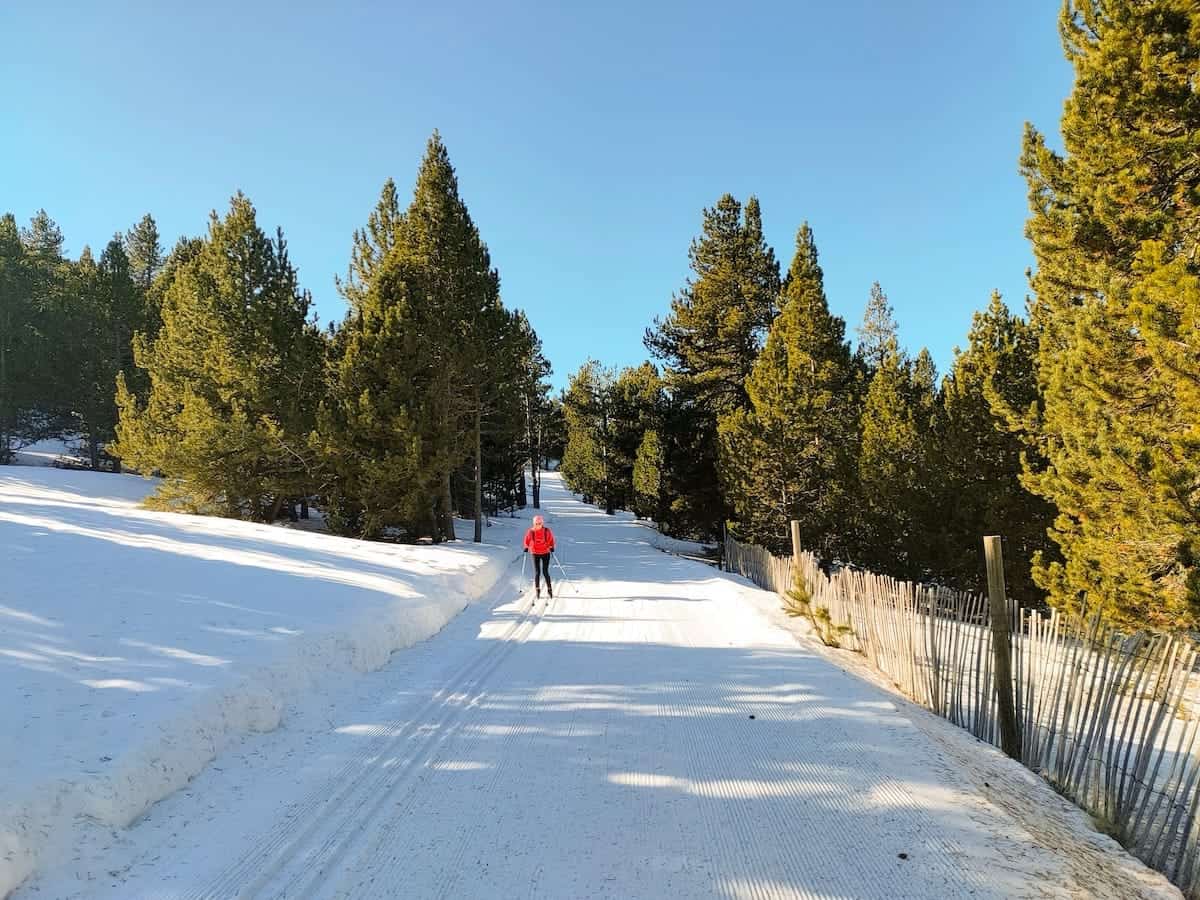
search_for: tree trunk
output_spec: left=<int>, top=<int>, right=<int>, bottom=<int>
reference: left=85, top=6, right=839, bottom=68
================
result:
left=267, top=495, right=285, bottom=524
left=442, top=474, right=456, bottom=541
left=0, top=303, right=8, bottom=464
left=473, top=405, right=483, bottom=543
left=300, top=498, right=309, bottom=520
left=532, top=448, right=541, bottom=508
left=88, top=429, right=100, bottom=471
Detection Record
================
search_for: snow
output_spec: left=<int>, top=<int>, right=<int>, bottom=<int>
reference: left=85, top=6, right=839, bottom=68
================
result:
left=11, top=472, right=1180, bottom=899
left=9, top=438, right=85, bottom=468
left=639, top=523, right=717, bottom=559
left=0, top=467, right=526, bottom=898
left=595, top=507, right=718, bottom=560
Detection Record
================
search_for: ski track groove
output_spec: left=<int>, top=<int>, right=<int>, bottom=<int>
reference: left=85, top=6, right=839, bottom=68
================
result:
left=419, top=605, right=555, bottom=899
left=327, top=592, right=558, bottom=900
left=275, top=598, right=545, bottom=900
left=185, top=579, right=539, bottom=900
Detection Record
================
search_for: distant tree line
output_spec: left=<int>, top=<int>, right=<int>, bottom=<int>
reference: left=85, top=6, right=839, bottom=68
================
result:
left=561, top=207, right=1052, bottom=611
left=561, top=0, right=1200, bottom=631
left=1, top=133, right=558, bottom=543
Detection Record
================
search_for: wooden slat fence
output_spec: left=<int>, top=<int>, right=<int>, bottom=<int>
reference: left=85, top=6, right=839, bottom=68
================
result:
left=725, top=534, right=1200, bottom=897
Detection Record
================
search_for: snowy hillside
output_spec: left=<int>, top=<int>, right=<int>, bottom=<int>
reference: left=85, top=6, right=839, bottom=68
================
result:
left=0, top=468, right=524, bottom=896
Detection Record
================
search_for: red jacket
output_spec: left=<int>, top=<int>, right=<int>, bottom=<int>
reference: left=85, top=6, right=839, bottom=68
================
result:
left=524, top=526, right=555, bottom=555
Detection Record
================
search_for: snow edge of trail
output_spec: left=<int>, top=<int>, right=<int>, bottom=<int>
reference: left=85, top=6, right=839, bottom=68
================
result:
left=0, top=544, right=523, bottom=900
left=716, top=566, right=1183, bottom=900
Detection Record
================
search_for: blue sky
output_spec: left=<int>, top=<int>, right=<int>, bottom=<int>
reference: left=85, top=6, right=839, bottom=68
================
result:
left=2, top=2, right=1071, bottom=388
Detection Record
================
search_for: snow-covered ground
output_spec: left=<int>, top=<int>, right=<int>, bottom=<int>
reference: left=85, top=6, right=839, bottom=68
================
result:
left=0, top=467, right=525, bottom=897
left=593, top=507, right=717, bottom=560
left=9, top=437, right=87, bottom=468
left=10, top=472, right=1179, bottom=899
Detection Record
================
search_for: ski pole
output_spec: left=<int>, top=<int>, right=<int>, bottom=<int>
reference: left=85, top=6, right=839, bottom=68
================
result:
left=551, top=551, right=574, bottom=594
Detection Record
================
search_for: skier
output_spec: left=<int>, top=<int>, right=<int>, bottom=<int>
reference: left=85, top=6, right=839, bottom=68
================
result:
left=523, top=514, right=555, bottom=599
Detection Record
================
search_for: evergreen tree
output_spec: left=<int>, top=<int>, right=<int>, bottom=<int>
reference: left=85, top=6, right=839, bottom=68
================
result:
left=21, top=209, right=64, bottom=259
left=935, top=292, right=1054, bottom=606
left=608, top=362, right=664, bottom=513
left=318, top=222, right=443, bottom=539
left=65, top=237, right=144, bottom=469
left=513, top=310, right=552, bottom=509
left=1020, top=0, right=1200, bottom=628
left=561, top=361, right=663, bottom=518
left=561, top=361, right=615, bottom=511
left=403, top=133, right=503, bottom=543
left=856, top=281, right=898, bottom=373
left=542, top=394, right=567, bottom=466
left=114, top=194, right=323, bottom=520
left=857, top=339, right=938, bottom=578
left=469, top=308, right=543, bottom=520
left=19, top=210, right=71, bottom=437
left=0, top=214, right=35, bottom=461
left=321, top=134, right=504, bottom=542
left=632, top=428, right=665, bottom=522
left=718, top=223, right=859, bottom=558
left=336, top=178, right=402, bottom=312
left=125, top=214, right=163, bottom=294
left=645, top=194, right=781, bottom=536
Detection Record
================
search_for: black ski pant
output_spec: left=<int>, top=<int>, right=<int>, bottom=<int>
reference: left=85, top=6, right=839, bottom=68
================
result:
left=533, top=553, right=552, bottom=592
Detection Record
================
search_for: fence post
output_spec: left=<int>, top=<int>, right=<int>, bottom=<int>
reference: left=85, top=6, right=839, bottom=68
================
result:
left=984, top=535, right=1021, bottom=760
left=790, top=520, right=802, bottom=560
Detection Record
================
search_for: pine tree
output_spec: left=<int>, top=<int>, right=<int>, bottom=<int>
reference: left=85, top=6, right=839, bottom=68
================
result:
left=718, top=223, right=859, bottom=558
left=608, top=362, right=664, bottom=513
left=125, top=214, right=163, bottom=294
left=857, top=340, right=938, bottom=578
left=64, top=237, right=144, bottom=469
left=321, top=134, right=503, bottom=542
left=542, top=394, right=567, bottom=465
left=336, top=178, right=402, bottom=312
left=1020, top=0, right=1200, bottom=629
left=0, top=214, right=35, bottom=461
left=114, top=194, right=322, bottom=520
left=19, top=210, right=71, bottom=437
left=513, top=311, right=552, bottom=509
left=21, top=209, right=64, bottom=259
left=561, top=361, right=615, bottom=511
left=645, top=194, right=781, bottom=537
left=318, top=225, right=441, bottom=539
left=935, top=292, right=1054, bottom=606
left=473, top=308, right=542, bottom=519
left=633, top=428, right=665, bottom=522
left=403, top=133, right=503, bottom=543
left=646, top=194, right=780, bottom=413
left=856, top=281, right=898, bottom=373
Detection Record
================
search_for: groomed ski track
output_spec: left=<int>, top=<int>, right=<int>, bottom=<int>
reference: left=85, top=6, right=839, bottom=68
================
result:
left=23, top=473, right=1178, bottom=899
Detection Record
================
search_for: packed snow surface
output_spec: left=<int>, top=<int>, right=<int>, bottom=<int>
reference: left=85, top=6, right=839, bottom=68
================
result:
left=7, top=471, right=1180, bottom=898
left=0, top=468, right=522, bottom=897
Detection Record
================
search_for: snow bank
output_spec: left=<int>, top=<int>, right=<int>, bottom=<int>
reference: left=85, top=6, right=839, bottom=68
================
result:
left=0, top=468, right=524, bottom=897
left=8, top=437, right=84, bottom=468
left=599, top=506, right=718, bottom=560
left=639, top=525, right=717, bottom=560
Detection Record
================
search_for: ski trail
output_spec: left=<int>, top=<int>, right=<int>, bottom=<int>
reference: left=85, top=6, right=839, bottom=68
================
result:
left=19, top=472, right=1181, bottom=900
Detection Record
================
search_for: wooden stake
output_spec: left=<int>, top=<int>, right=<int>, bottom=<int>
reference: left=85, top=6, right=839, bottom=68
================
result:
left=985, top=535, right=1021, bottom=760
